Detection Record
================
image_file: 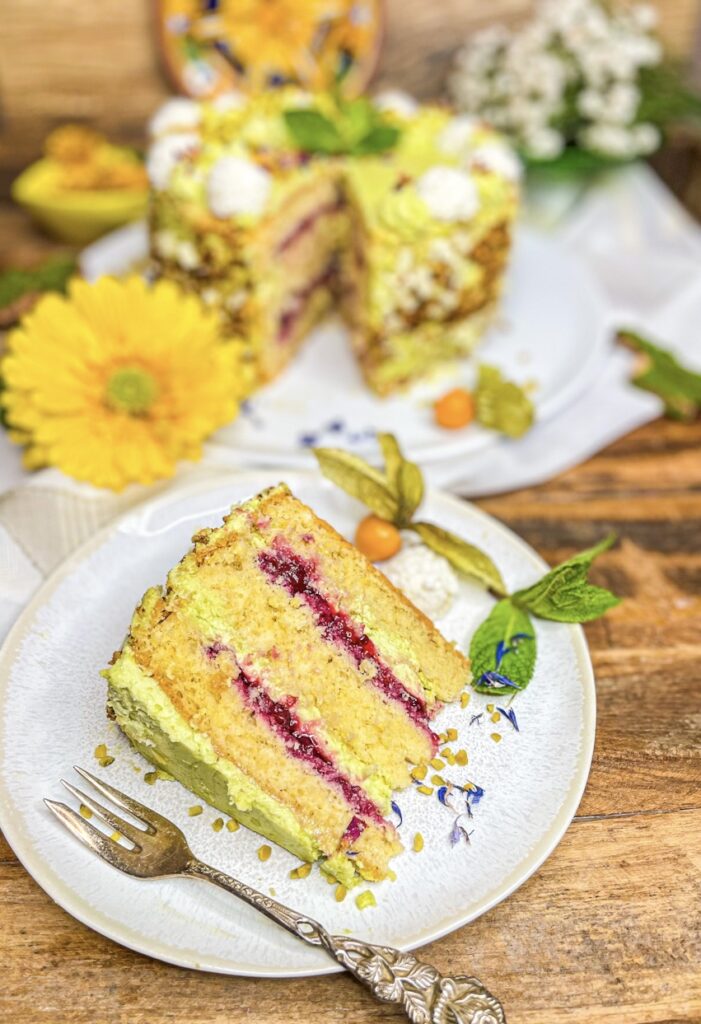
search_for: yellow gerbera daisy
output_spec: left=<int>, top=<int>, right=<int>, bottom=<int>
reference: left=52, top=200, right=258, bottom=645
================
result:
left=1, top=275, right=242, bottom=491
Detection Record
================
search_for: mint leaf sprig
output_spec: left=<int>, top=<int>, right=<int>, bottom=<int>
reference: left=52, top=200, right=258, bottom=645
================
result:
left=471, top=534, right=620, bottom=694
left=284, top=96, right=401, bottom=157
left=618, top=329, right=701, bottom=421
left=314, top=434, right=621, bottom=695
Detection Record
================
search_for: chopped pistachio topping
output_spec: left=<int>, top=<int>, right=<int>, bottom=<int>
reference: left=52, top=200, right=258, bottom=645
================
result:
left=355, top=890, right=377, bottom=910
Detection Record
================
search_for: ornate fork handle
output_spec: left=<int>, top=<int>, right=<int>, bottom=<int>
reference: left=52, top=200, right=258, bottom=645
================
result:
left=186, top=859, right=505, bottom=1023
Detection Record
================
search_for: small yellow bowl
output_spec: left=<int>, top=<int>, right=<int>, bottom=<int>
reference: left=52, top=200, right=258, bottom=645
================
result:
left=11, top=158, right=149, bottom=245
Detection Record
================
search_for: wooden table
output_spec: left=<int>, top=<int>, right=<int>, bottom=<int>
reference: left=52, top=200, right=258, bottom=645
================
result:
left=1, top=209, right=700, bottom=1024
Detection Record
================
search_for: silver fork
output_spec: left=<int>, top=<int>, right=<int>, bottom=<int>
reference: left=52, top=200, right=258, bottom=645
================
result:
left=46, top=767, right=505, bottom=1023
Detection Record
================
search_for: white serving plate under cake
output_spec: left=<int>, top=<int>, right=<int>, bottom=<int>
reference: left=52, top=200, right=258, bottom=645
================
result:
left=0, top=471, right=595, bottom=977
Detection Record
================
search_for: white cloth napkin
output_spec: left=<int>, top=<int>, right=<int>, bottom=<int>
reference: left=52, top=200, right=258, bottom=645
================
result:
left=1, top=163, right=699, bottom=640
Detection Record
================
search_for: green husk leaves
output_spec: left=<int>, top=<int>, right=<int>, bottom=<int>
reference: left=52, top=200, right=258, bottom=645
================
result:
left=475, top=364, right=535, bottom=438
left=411, top=522, right=507, bottom=597
left=378, top=433, right=423, bottom=527
left=512, top=534, right=621, bottom=622
left=314, top=434, right=506, bottom=591
left=618, top=329, right=701, bottom=421
left=313, top=447, right=399, bottom=521
left=284, top=96, right=401, bottom=157
left=470, top=599, right=536, bottom=694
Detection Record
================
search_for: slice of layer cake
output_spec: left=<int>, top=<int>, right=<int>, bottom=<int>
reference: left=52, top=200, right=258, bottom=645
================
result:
left=104, top=485, right=470, bottom=885
left=146, top=88, right=519, bottom=396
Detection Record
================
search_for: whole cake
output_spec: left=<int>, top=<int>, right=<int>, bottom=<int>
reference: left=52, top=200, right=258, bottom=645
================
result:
left=104, top=485, right=470, bottom=885
left=146, top=89, right=520, bottom=396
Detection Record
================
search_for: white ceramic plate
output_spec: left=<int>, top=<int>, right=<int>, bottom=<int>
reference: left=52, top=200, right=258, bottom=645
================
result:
left=0, top=472, right=595, bottom=977
left=80, top=223, right=611, bottom=468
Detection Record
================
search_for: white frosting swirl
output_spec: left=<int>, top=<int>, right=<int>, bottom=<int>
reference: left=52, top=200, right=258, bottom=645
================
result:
left=207, top=156, right=272, bottom=219
left=146, top=133, right=200, bottom=191
left=383, top=543, right=459, bottom=619
left=149, top=98, right=201, bottom=138
left=438, top=115, right=481, bottom=156
left=415, top=166, right=480, bottom=222
left=211, top=90, right=247, bottom=113
left=468, top=142, right=522, bottom=182
left=373, top=89, right=419, bottom=119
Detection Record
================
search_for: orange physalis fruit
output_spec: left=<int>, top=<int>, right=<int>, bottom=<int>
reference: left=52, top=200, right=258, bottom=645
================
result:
left=354, top=514, right=402, bottom=562
left=434, top=387, right=475, bottom=429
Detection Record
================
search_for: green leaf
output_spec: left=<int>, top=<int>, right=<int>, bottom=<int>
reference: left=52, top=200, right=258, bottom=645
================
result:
left=352, top=123, right=402, bottom=155
left=0, top=256, right=76, bottom=312
left=524, top=146, right=632, bottom=181
left=637, top=64, right=701, bottom=125
left=513, top=534, right=621, bottom=622
left=284, top=100, right=400, bottom=157
left=378, top=432, right=424, bottom=527
left=470, top=599, right=536, bottom=694
left=283, top=110, right=343, bottom=155
left=313, top=447, right=399, bottom=521
left=338, top=96, right=374, bottom=148
left=618, top=329, right=701, bottom=421
left=475, top=364, right=534, bottom=439
left=411, top=521, right=507, bottom=596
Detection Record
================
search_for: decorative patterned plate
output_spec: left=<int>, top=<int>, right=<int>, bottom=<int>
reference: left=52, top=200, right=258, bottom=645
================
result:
left=155, top=0, right=384, bottom=98
left=80, top=223, right=613, bottom=471
left=0, top=471, right=595, bottom=977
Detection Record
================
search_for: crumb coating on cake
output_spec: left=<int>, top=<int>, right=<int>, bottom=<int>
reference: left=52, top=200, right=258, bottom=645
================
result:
left=104, top=484, right=470, bottom=884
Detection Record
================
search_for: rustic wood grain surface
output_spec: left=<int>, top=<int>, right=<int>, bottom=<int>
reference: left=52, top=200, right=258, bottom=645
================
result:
left=0, top=206, right=700, bottom=1023
left=1, top=0, right=700, bottom=192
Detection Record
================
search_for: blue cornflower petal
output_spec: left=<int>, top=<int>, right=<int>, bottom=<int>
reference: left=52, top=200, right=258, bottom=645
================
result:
left=478, top=671, right=520, bottom=690
left=497, top=706, right=520, bottom=732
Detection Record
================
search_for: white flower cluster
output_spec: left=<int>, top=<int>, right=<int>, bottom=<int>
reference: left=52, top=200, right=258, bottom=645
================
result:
left=449, top=0, right=663, bottom=162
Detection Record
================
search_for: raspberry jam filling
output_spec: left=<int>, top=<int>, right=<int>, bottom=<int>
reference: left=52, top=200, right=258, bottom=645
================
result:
left=258, top=539, right=437, bottom=742
left=343, top=816, right=366, bottom=844
left=277, top=262, right=337, bottom=344
left=205, top=644, right=384, bottom=826
left=276, top=199, right=344, bottom=255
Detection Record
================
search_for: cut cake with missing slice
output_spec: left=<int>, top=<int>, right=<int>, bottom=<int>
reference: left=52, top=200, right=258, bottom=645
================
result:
left=104, top=484, right=470, bottom=885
